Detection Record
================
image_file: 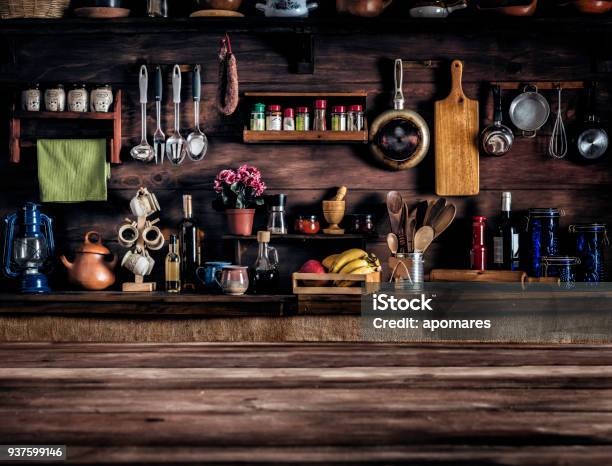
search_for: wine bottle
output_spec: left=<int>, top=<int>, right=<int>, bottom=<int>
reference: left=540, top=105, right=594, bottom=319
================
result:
left=493, top=192, right=520, bottom=271
left=165, top=235, right=181, bottom=293
left=178, top=194, right=199, bottom=291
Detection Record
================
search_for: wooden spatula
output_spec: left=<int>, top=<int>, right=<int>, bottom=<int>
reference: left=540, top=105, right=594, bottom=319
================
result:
left=435, top=60, right=479, bottom=196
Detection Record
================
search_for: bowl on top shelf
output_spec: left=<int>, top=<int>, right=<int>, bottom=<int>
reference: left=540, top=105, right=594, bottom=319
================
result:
left=336, top=0, right=394, bottom=17
left=73, top=0, right=130, bottom=18
left=191, top=0, right=244, bottom=16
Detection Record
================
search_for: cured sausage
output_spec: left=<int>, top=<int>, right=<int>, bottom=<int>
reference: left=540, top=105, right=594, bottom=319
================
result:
left=217, top=34, right=239, bottom=116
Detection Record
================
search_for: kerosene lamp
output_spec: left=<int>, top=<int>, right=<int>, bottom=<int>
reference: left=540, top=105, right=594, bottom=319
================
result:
left=2, top=203, right=55, bottom=293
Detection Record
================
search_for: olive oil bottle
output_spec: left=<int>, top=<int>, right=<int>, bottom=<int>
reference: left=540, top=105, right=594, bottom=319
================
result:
left=165, top=234, right=181, bottom=293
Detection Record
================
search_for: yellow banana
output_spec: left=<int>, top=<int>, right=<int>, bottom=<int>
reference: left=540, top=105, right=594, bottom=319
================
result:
left=322, top=254, right=339, bottom=271
left=338, top=259, right=370, bottom=275
left=330, top=248, right=368, bottom=273
left=336, top=266, right=376, bottom=287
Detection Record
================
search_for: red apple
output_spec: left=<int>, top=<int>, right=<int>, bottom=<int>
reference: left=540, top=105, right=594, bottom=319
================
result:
left=298, top=260, right=328, bottom=287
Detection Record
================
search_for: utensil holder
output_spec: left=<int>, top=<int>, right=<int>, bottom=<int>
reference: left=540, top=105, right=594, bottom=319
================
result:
left=389, top=253, right=424, bottom=290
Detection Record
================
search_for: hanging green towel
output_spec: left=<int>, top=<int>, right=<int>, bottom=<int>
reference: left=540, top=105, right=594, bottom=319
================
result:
left=37, top=139, right=111, bottom=203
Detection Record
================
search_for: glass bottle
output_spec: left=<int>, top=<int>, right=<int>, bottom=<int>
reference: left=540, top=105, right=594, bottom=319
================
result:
left=493, top=192, right=520, bottom=271
left=331, top=106, right=347, bottom=131
left=250, top=103, right=266, bottom=131
left=296, top=107, right=310, bottom=131
left=178, top=194, right=200, bottom=291
left=252, top=231, right=280, bottom=294
left=165, top=235, right=181, bottom=293
left=283, top=108, right=295, bottom=131
left=266, top=105, right=282, bottom=131
left=470, top=216, right=487, bottom=271
left=313, top=99, right=327, bottom=131
left=348, top=104, right=364, bottom=131
left=147, top=0, right=168, bottom=17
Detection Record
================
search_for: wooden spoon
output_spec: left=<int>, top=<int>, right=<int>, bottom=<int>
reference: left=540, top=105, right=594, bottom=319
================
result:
left=386, top=233, right=399, bottom=255
left=413, top=226, right=435, bottom=254
left=425, top=198, right=447, bottom=228
left=414, top=200, right=429, bottom=230
left=432, top=204, right=456, bottom=239
left=403, top=201, right=412, bottom=251
left=386, top=191, right=404, bottom=236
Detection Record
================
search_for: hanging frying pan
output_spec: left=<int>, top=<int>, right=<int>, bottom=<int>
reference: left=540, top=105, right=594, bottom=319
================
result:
left=575, top=84, right=608, bottom=163
left=370, top=59, right=430, bottom=170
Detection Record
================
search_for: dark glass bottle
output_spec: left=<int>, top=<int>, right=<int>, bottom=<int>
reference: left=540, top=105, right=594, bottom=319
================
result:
left=178, top=194, right=199, bottom=291
left=252, top=231, right=280, bottom=294
left=493, top=192, right=520, bottom=271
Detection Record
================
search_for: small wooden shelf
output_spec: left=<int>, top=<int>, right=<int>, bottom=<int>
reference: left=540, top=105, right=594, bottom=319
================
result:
left=243, top=129, right=368, bottom=144
left=13, top=110, right=117, bottom=120
left=223, top=234, right=371, bottom=241
left=244, top=91, right=369, bottom=98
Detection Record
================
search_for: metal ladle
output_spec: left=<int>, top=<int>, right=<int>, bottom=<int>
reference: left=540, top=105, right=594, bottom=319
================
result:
left=130, top=65, right=154, bottom=162
left=187, top=65, right=208, bottom=161
left=166, top=64, right=187, bottom=165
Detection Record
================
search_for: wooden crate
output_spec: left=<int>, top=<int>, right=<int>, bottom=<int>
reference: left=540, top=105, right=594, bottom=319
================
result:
left=292, top=271, right=380, bottom=295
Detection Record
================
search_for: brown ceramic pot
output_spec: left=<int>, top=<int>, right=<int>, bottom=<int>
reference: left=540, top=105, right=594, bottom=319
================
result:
left=226, top=209, right=255, bottom=236
left=195, top=0, right=242, bottom=11
left=60, top=231, right=118, bottom=291
left=336, top=0, right=393, bottom=17
left=572, top=0, right=612, bottom=13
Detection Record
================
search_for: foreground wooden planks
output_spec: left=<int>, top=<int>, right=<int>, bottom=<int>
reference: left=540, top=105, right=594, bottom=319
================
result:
left=1, top=343, right=612, bottom=464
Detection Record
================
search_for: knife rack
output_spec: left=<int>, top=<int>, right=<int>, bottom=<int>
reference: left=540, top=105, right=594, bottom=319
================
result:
left=9, top=89, right=123, bottom=164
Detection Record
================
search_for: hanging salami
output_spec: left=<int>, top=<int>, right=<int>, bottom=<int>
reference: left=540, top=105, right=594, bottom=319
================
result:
left=217, top=34, right=239, bottom=116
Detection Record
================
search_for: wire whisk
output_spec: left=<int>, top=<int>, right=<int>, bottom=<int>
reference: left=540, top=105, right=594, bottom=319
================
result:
left=549, top=86, right=567, bottom=159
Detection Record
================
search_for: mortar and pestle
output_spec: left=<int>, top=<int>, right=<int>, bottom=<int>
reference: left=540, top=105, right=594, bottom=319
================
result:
left=322, top=186, right=347, bottom=235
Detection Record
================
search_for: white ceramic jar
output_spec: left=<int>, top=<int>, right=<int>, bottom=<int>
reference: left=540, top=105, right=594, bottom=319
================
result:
left=21, top=85, right=41, bottom=111
left=68, top=84, right=89, bottom=112
left=90, top=85, right=113, bottom=112
left=44, top=85, right=66, bottom=112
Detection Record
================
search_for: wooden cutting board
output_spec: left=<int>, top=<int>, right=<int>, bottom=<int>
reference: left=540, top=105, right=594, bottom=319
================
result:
left=435, top=60, right=479, bottom=196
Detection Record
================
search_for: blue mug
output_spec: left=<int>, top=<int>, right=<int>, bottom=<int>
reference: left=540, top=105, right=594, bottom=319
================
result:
left=195, top=262, right=232, bottom=291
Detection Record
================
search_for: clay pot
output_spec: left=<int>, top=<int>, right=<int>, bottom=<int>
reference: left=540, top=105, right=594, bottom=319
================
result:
left=477, top=0, right=537, bottom=15
left=226, top=209, right=255, bottom=236
left=196, top=0, right=242, bottom=11
left=60, top=231, right=118, bottom=291
left=572, top=0, right=612, bottom=13
left=336, top=0, right=393, bottom=17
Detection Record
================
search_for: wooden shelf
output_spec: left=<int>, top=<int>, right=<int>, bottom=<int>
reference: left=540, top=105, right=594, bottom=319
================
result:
left=244, top=91, right=368, bottom=98
left=223, top=234, right=372, bottom=241
left=13, top=110, right=116, bottom=120
left=243, top=129, right=368, bottom=144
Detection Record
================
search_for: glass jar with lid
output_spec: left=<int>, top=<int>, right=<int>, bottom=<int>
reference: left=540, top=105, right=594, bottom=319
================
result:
left=302, top=215, right=320, bottom=235
left=313, top=100, right=327, bottom=131
left=296, top=107, right=310, bottom=131
left=541, top=256, right=580, bottom=289
left=331, top=105, right=347, bottom=131
left=250, top=103, right=266, bottom=131
left=348, top=104, right=364, bottom=131
left=569, top=223, right=608, bottom=283
left=266, top=105, right=282, bottom=131
left=528, top=208, right=562, bottom=278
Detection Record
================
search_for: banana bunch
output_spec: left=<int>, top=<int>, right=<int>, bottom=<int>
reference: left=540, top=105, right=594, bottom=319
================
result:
left=322, top=248, right=381, bottom=287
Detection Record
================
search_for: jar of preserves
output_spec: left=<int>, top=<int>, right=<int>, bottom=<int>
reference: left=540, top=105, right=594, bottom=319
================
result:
left=331, top=105, right=347, bottom=131
left=250, top=103, right=266, bottom=131
left=294, top=215, right=305, bottom=234
left=360, top=214, right=376, bottom=235
left=302, top=215, right=320, bottom=235
left=527, top=208, right=561, bottom=278
left=296, top=107, right=310, bottom=131
left=541, top=256, right=580, bottom=289
left=569, top=223, right=608, bottom=283
left=90, top=85, right=113, bottom=112
left=470, top=216, right=487, bottom=271
left=44, top=84, right=66, bottom=112
left=68, top=84, right=89, bottom=112
left=313, top=100, right=327, bottom=131
left=266, top=105, right=282, bottom=131
left=348, top=104, right=364, bottom=131
left=21, top=84, right=41, bottom=112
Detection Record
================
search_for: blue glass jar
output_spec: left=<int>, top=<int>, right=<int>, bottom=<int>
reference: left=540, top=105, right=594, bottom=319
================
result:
left=528, top=208, right=561, bottom=278
left=569, top=223, right=608, bottom=283
left=541, top=256, right=580, bottom=289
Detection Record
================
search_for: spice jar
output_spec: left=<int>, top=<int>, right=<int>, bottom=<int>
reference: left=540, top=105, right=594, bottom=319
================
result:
left=90, top=85, right=113, bottom=112
left=569, top=223, right=608, bottom=283
left=541, top=256, right=580, bottom=289
left=360, top=214, right=376, bottom=235
left=44, top=84, right=66, bottom=112
left=294, top=215, right=305, bottom=233
left=68, top=84, right=89, bottom=112
left=21, top=84, right=41, bottom=112
left=331, top=105, right=347, bottom=131
left=470, top=216, right=487, bottom=271
left=348, top=104, right=364, bottom=131
left=296, top=107, right=310, bottom=131
left=250, top=103, right=266, bottom=131
left=528, top=208, right=561, bottom=278
left=347, top=215, right=360, bottom=234
left=302, top=215, right=320, bottom=235
left=313, top=99, right=327, bottom=131
left=283, top=108, right=295, bottom=131
left=266, top=105, right=282, bottom=131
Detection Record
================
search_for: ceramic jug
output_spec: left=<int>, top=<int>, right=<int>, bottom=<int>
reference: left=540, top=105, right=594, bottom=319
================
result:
left=60, top=231, right=117, bottom=290
left=256, top=0, right=318, bottom=17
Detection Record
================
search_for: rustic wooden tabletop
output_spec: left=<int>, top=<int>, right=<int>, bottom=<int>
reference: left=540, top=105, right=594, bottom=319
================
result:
left=1, top=342, right=612, bottom=464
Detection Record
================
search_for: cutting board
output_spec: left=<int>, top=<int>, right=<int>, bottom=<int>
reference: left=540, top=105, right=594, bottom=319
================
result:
left=435, top=60, right=479, bottom=196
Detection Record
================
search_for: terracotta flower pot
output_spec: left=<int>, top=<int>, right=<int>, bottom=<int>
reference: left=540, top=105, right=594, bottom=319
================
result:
left=226, top=209, right=255, bottom=236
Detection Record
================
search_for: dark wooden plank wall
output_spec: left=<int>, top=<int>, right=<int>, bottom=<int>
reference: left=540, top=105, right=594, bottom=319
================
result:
left=0, top=23, right=610, bottom=291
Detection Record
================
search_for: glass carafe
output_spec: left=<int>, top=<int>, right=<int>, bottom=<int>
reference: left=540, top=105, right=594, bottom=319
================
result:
left=252, top=231, right=280, bottom=294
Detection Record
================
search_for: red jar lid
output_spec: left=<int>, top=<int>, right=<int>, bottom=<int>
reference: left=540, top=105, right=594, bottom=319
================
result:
left=284, top=108, right=294, bottom=118
left=473, top=216, right=487, bottom=222
left=296, top=107, right=309, bottom=113
left=349, top=104, right=363, bottom=112
left=315, top=100, right=327, bottom=109
left=332, top=106, right=346, bottom=113
left=268, top=105, right=281, bottom=111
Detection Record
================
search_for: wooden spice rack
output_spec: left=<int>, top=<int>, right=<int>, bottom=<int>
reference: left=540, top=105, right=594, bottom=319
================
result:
left=9, top=89, right=123, bottom=164
left=242, top=91, right=368, bottom=144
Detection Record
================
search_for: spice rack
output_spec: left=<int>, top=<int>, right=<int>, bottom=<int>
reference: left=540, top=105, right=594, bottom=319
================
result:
left=9, top=90, right=123, bottom=164
left=242, top=91, right=368, bottom=144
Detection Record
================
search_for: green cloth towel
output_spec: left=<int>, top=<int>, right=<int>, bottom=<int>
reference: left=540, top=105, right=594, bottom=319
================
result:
left=37, top=139, right=110, bottom=203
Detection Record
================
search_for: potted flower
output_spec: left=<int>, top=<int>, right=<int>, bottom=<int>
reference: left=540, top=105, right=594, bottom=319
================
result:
left=213, top=164, right=266, bottom=236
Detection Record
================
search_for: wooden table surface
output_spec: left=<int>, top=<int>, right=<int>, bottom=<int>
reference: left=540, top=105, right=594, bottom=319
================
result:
left=2, top=343, right=612, bottom=465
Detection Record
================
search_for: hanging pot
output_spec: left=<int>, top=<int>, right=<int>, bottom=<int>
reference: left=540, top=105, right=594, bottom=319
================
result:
left=574, top=84, right=608, bottom=162
left=370, top=59, right=430, bottom=170
left=481, top=84, right=514, bottom=156
left=509, top=85, right=550, bottom=138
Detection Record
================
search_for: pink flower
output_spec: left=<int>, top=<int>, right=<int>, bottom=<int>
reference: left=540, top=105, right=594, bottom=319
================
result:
left=237, top=164, right=261, bottom=183
left=213, top=179, right=223, bottom=193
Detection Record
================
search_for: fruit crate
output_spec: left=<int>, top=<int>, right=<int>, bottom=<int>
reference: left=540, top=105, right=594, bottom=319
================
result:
left=292, top=271, right=381, bottom=295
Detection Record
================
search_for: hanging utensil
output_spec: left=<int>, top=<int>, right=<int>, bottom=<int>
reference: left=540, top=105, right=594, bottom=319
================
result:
left=549, top=86, right=567, bottom=159
left=187, top=64, right=209, bottom=161
left=575, top=83, right=608, bottom=162
left=509, top=85, right=550, bottom=138
left=153, top=66, right=165, bottom=165
left=386, top=191, right=404, bottom=237
left=481, top=84, right=514, bottom=156
left=166, top=64, right=187, bottom=166
left=130, top=65, right=154, bottom=162
left=370, top=59, right=430, bottom=170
